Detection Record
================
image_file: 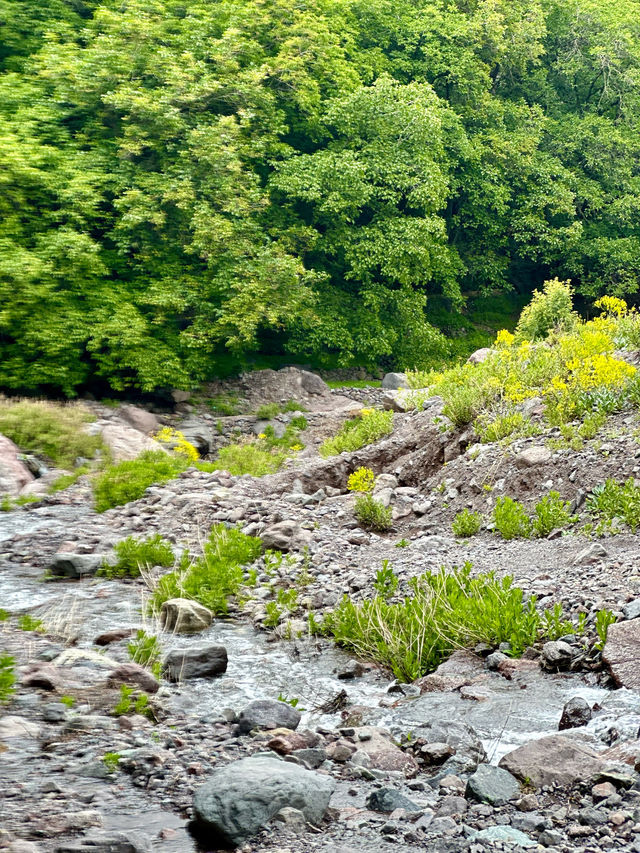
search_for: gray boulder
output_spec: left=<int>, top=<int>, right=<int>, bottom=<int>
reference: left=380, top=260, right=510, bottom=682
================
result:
left=382, top=372, right=409, bottom=390
left=260, top=520, right=311, bottom=552
left=236, top=699, right=301, bottom=734
left=465, top=764, right=520, bottom=806
left=193, top=755, right=335, bottom=845
left=49, top=553, right=111, bottom=579
left=162, top=644, right=227, bottom=681
left=499, top=735, right=602, bottom=788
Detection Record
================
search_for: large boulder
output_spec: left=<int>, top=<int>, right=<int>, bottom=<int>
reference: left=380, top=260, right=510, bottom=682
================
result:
left=160, top=598, right=213, bottom=634
left=48, top=552, right=111, bottom=579
left=236, top=699, right=301, bottom=734
left=381, top=372, right=408, bottom=390
left=193, top=755, right=335, bottom=845
left=162, top=644, right=227, bottom=681
left=0, top=434, right=34, bottom=496
left=97, top=424, right=165, bottom=462
left=499, top=735, right=602, bottom=788
left=118, top=405, right=158, bottom=435
left=602, top=619, right=640, bottom=689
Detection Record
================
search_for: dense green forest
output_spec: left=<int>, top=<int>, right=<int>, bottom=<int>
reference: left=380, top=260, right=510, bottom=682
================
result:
left=2, top=0, right=640, bottom=394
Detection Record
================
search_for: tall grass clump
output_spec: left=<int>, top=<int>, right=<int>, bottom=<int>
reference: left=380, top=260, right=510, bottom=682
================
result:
left=321, top=564, right=545, bottom=682
left=586, top=478, right=640, bottom=532
left=320, top=409, right=393, bottom=457
left=149, top=524, right=262, bottom=615
left=0, top=400, right=104, bottom=468
left=100, top=534, right=175, bottom=578
left=210, top=418, right=307, bottom=477
left=93, top=451, right=188, bottom=512
left=0, top=653, right=15, bottom=704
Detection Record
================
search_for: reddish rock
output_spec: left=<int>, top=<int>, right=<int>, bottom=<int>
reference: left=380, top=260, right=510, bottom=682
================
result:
left=266, top=730, right=320, bottom=755
left=0, top=434, right=34, bottom=496
left=416, top=650, right=486, bottom=693
left=499, top=735, right=602, bottom=788
left=94, top=628, right=134, bottom=646
left=106, top=663, right=160, bottom=694
left=352, top=727, right=418, bottom=778
left=602, top=620, right=640, bottom=689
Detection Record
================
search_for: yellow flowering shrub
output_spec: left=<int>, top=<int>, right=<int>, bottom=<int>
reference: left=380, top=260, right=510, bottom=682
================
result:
left=154, top=427, right=199, bottom=462
left=347, top=466, right=375, bottom=493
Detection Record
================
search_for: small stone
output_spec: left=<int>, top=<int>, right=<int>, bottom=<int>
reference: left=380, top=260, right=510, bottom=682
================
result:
left=515, top=446, right=552, bottom=468
left=592, top=782, right=617, bottom=802
left=538, top=829, right=564, bottom=846
left=574, top=542, right=608, bottom=566
left=366, top=789, right=421, bottom=813
left=541, top=640, right=573, bottom=671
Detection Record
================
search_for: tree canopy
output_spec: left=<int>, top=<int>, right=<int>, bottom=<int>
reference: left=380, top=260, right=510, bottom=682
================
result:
left=2, top=0, right=640, bottom=393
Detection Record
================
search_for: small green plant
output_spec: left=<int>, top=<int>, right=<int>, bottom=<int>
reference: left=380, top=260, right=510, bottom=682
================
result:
left=541, top=603, right=573, bottom=640
left=255, top=400, right=306, bottom=419
left=149, top=524, right=262, bottom=615
left=210, top=442, right=285, bottom=476
left=0, top=608, right=9, bottom=621
left=207, top=394, right=239, bottom=415
left=354, top=494, right=392, bottom=532
left=277, top=693, right=306, bottom=710
left=0, top=653, right=15, bottom=704
left=373, top=560, right=398, bottom=599
left=452, top=509, right=482, bottom=538
left=595, top=609, right=616, bottom=650
left=492, top=497, right=531, bottom=540
left=531, top=492, right=577, bottom=537
left=112, top=684, right=153, bottom=719
left=101, top=534, right=175, bottom=578
left=60, top=695, right=75, bottom=708
left=477, top=411, right=540, bottom=444
left=49, top=466, right=90, bottom=493
left=264, top=549, right=284, bottom=577
left=17, top=614, right=44, bottom=632
left=319, top=409, right=393, bottom=457
left=93, top=451, right=188, bottom=512
left=587, top=479, right=640, bottom=532
left=264, top=601, right=282, bottom=627
left=396, top=539, right=410, bottom=548
left=128, top=630, right=162, bottom=678
left=347, top=466, right=375, bottom=493
left=103, top=752, right=121, bottom=773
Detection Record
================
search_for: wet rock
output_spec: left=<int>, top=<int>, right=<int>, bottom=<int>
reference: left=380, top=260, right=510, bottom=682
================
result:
left=410, top=720, right=486, bottom=768
left=415, top=649, right=485, bottom=693
left=0, top=716, right=41, bottom=738
left=419, top=742, right=455, bottom=766
left=106, top=663, right=160, bottom=694
left=602, top=619, right=640, bottom=688
left=236, top=699, right=301, bottom=734
left=118, top=405, right=158, bottom=435
left=541, top=640, right=573, bottom=671
left=559, top=696, right=592, bottom=730
left=94, top=629, right=134, bottom=646
left=623, top=598, right=640, bottom=620
left=366, top=788, right=421, bottom=813
left=53, top=831, right=152, bottom=852
left=41, top=702, right=68, bottom=723
left=49, top=553, right=108, bottom=579
left=162, top=644, right=228, bottom=681
left=160, top=598, right=213, bottom=633
left=260, top=520, right=311, bottom=552
left=470, top=826, right=536, bottom=847
left=499, top=735, right=602, bottom=788
left=192, top=754, right=335, bottom=845
left=0, top=434, right=34, bottom=496
left=382, top=373, right=409, bottom=390
left=465, top=764, right=520, bottom=806
left=352, top=726, right=418, bottom=777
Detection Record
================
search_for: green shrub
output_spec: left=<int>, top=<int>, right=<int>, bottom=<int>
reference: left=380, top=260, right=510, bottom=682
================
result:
left=0, top=495, right=39, bottom=511
left=103, top=752, right=121, bottom=773
left=319, top=409, right=393, bottom=457
left=532, top=492, right=577, bottom=537
left=373, top=561, right=398, bottom=599
left=477, top=411, right=540, bottom=443
left=515, top=279, right=578, bottom=341
left=49, top=466, right=90, bottom=493
left=211, top=442, right=285, bottom=476
left=322, top=564, right=546, bottom=682
left=0, top=400, right=104, bottom=468
left=595, top=609, right=616, bottom=650
left=492, top=497, right=531, bottom=540
left=586, top=478, right=640, bottom=532
left=354, top=494, right=392, bottom=532
left=0, top=653, right=15, bottom=704
left=93, top=451, right=188, bottom=512
left=149, top=524, right=262, bottom=615
left=112, top=684, right=153, bottom=719
left=17, top=614, right=44, bottom=632
left=101, top=534, right=175, bottom=578
left=452, top=509, right=482, bottom=537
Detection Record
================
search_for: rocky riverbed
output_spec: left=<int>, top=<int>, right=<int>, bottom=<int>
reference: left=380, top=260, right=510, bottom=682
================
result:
left=3, top=368, right=640, bottom=852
